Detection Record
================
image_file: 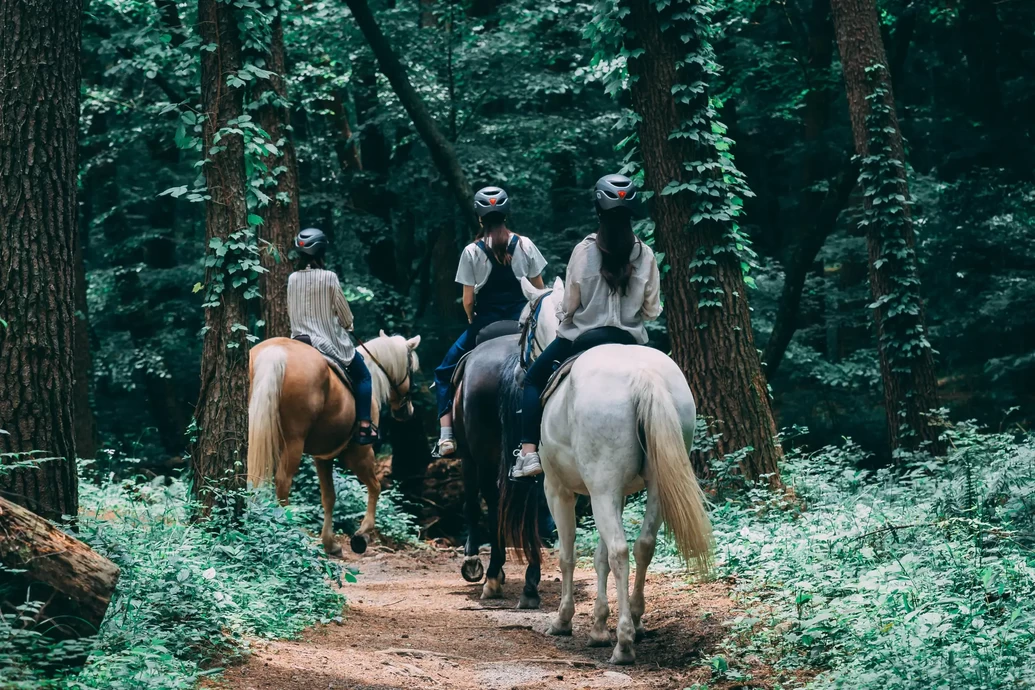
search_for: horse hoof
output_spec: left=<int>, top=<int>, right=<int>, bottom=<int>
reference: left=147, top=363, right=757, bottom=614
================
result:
left=609, top=647, right=636, bottom=665
left=634, top=626, right=646, bottom=643
left=481, top=580, right=504, bottom=600
left=461, top=557, right=484, bottom=583
left=547, top=623, right=572, bottom=637
left=588, top=631, right=611, bottom=648
left=349, top=534, right=368, bottom=554
left=517, top=594, right=540, bottom=610
left=324, top=540, right=343, bottom=557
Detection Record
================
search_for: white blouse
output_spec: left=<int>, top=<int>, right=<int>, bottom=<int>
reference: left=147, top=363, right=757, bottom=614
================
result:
left=454, top=234, right=548, bottom=293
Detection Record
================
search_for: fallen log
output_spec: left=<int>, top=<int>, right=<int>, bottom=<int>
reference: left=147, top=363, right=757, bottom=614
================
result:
left=0, top=495, right=120, bottom=641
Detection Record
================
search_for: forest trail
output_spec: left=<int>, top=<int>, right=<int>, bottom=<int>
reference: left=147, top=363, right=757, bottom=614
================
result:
left=213, top=546, right=741, bottom=690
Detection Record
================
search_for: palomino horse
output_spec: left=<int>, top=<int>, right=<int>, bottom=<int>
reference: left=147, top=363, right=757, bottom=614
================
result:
left=509, top=279, right=712, bottom=665
left=453, top=281, right=564, bottom=606
left=247, top=331, right=421, bottom=555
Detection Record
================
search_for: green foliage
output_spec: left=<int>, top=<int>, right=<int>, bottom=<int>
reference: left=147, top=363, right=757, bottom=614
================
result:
left=1, top=469, right=350, bottom=689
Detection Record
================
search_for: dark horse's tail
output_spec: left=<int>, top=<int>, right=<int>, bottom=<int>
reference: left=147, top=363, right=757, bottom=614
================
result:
left=497, top=353, right=544, bottom=564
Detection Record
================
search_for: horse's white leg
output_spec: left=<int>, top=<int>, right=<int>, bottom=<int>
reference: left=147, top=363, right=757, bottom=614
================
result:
left=343, top=444, right=380, bottom=554
left=592, top=492, right=636, bottom=665
left=631, top=488, right=661, bottom=641
left=588, top=538, right=611, bottom=647
left=545, top=477, right=577, bottom=637
left=314, top=459, right=342, bottom=556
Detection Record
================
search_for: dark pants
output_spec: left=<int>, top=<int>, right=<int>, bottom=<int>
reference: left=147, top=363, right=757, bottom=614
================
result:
left=520, top=328, right=637, bottom=446
left=434, top=327, right=479, bottom=418
left=347, top=353, right=373, bottom=424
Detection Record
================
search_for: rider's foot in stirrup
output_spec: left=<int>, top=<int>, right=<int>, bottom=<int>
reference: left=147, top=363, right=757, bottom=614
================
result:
left=511, top=449, right=543, bottom=479
left=356, top=422, right=378, bottom=446
left=435, top=437, right=457, bottom=458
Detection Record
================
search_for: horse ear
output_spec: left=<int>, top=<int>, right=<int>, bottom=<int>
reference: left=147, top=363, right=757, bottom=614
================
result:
left=406, top=335, right=421, bottom=351
left=379, top=328, right=388, bottom=339
left=553, top=276, right=564, bottom=293
left=520, top=277, right=544, bottom=303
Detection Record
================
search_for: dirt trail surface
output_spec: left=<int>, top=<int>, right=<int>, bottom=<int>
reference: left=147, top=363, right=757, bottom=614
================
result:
left=213, top=546, right=746, bottom=690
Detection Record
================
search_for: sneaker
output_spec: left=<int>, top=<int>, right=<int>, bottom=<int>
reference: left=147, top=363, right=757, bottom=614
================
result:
left=435, top=437, right=458, bottom=458
left=511, top=449, right=543, bottom=479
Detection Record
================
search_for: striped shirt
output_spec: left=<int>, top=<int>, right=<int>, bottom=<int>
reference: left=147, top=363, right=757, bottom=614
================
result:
left=288, top=268, right=356, bottom=364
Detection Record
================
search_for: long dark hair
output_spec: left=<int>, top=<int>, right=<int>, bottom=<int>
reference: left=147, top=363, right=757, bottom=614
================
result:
left=294, top=254, right=325, bottom=271
left=476, top=212, right=512, bottom=265
left=596, top=208, right=638, bottom=294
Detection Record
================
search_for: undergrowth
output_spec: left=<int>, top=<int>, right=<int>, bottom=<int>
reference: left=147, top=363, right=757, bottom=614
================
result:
left=1, top=459, right=417, bottom=690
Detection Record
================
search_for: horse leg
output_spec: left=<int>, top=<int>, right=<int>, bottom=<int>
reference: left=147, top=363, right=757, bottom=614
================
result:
left=545, top=478, right=577, bottom=636
left=481, top=486, right=505, bottom=600
left=631, top=488, right=661, bottom=641
left=343, top=444, right=380, bottom=554
left=592, top=492, right=636, bottom=665
left=588, top=538, right=612, bottom=646
left=518, top=557, right=541, bottom=610
left=314, top=459, right=342, bottom=556
left=275, top=439, right=304, bottom=505
left=460, top=454, right=485, bottom=583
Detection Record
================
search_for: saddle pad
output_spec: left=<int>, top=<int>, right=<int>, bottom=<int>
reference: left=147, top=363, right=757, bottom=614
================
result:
left=451, top=350, right=474, bottom=388
left=540, top=354, right=582, bottom=406
left=323, top=355, right=354, bottom=393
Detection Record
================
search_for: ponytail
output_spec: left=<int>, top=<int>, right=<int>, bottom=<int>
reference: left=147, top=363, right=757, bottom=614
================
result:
left=476, top=212, right=512, bottom=265
left=596, top=209, right=637, bottom=294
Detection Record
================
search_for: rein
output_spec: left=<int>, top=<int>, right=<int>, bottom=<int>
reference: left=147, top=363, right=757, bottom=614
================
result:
left=520, top=290, right=552, bottom=369
left=352, top=334, right=414, bottom=411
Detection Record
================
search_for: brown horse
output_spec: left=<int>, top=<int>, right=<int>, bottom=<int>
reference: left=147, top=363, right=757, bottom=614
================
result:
left=246, top=331, right=421, bottom=555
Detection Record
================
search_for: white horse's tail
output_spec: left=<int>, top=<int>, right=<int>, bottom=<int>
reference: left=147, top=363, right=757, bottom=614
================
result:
left=247, top=346, right=287, bottom=488
left=633, top=368, right=713, bottom=574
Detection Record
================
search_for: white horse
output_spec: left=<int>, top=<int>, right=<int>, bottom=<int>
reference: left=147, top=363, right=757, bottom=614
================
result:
left=518, top=278, right=712, bottom=665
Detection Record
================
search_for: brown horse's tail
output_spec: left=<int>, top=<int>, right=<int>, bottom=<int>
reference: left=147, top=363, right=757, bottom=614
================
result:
left=248, top=346, right=287, bottom=488
left=497, top=355, right=543, bottom=564
left=633, top=367, right=713, bottom=575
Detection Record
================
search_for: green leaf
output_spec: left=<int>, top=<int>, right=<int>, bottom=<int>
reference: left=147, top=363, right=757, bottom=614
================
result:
left=248, top=214, right=264, bottom=226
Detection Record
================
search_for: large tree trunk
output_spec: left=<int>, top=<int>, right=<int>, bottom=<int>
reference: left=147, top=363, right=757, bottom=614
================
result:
left=190, top=0, right=252, bottom=506
left=258, top=10, right=301, bottom=340
left=0, top=495, right=119, bottom=642
left=343, top=0, right=478, bottom=234
left=830, top=0, right=944, bottom=453
left=0, top=0, right=82, bottom=521
left=622, top=0, right=782, bottom=484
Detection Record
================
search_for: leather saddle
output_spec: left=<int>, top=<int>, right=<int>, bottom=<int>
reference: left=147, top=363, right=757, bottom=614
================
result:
left=292, top=335, right=354, bottom=392
left=449, top=321, right=522, bottom=388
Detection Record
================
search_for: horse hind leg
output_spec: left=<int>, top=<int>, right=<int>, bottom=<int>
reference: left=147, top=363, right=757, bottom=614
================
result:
left=591, top=491, right=636, bottom=665
left=314, top=459, right=342, bottom=556
left=343, top=444, right=380, bottom=554
left=631, top=488, right=662, bottom=641
left=275, top=438, right=304, bottom=506
left=481, top=485, right=505, bottom=600
left=460, top=452, right=485, bottom=583
left=587, top=539, right=611, bottom=646
left=545, top=478, right=577, bottom=636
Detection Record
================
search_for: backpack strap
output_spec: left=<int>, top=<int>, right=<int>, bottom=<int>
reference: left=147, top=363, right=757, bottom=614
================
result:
left=476, top=240, right=494, bottom=261
left=507, top=234, right=520, bottom=256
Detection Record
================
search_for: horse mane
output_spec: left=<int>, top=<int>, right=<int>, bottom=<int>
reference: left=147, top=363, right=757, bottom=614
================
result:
left=360, top=335, right=419, bottom=407
left=497, top=351, right=544, bottom=564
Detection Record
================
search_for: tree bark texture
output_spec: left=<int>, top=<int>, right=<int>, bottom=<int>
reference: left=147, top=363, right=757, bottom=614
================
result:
left=258, top=10, right=301, bottom=340
left=623, top=0, right=782, bottom=484
left=0, top=0, right=82, bottom=521
left=0, top=495, right=120, bottom=641
left=830, top=0, right=944, bottom=453
left=191, top=0, right=252, bottom=505
left=344, top=0, right=478, bottom=234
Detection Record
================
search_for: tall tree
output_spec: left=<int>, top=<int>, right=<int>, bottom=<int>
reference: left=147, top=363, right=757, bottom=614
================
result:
left=830, top=0, right=944, bottom=452
left=191, top=0, right=253, bottom=504
left=618, top=0, right=783, bottom=483
left=257, top=7, right=301, bottom=339
left=0, top=0, right=82, bottom=520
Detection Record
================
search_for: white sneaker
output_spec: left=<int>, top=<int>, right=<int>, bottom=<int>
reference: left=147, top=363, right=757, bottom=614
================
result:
left=511, top=449, right=543, bottom=479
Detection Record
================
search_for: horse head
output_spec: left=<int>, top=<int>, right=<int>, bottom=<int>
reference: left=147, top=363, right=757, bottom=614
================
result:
left=519, top=277, right=564, bottom=365
left=369, top=330, right=422, bottom=420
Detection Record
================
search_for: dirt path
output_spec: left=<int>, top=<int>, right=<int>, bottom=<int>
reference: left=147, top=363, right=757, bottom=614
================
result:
left=217, top=546, right=738, bottom=690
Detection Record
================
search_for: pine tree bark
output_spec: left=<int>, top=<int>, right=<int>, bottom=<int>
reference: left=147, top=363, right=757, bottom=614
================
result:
left=191, top=0, right=252, bottom=505
left=257, top=10, right=301, bottom=340
left=830, top=0, right=944, bottom=453
left=623, top=0, right=782, bottom=484
left=0, top=0, right=82, bottom=520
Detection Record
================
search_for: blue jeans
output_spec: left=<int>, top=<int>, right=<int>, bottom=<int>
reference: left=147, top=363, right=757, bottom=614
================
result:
left=347, top=352, right=372, bottom=424
left=435, top=328, right=478, bottom=418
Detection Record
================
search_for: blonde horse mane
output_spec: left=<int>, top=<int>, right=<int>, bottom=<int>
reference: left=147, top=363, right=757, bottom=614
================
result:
left=359, top=334, right=420, bottom=407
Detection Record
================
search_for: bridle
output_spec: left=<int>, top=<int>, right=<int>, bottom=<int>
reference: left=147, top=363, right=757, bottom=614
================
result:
left=354, top=335, right=415, bottom=419
left=520, top=290, right=553, bottom=369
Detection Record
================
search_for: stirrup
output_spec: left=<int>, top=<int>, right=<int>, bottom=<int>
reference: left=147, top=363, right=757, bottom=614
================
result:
left=355, top=422, right=379, bottom=446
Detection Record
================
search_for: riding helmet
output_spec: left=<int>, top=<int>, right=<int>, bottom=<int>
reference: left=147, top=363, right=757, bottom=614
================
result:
left=474, top=186, right=511, bottom=218
left=295, top=227, right=328, bottom=258
left=594, top=174, right=638, bottom=212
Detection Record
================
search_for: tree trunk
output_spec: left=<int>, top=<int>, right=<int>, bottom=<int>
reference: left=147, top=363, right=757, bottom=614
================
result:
left=622, top=0, right=782, bottom=484
left=0, top=495, right=119, bottom=642
left=154, top=0, right=187, bottom=47
left=257, top=10, right=301, bottom=340
left=0, top=0, right=82, bottom=521
left=343, top=0, right=478, bottom=234
left=830, top=0, right=944, bottom=453
left=191, top=0, right=252, bottom=506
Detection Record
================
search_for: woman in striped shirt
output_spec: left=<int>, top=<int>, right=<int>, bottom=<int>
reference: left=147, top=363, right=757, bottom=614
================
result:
left=288, top=227, right=377, bottom=445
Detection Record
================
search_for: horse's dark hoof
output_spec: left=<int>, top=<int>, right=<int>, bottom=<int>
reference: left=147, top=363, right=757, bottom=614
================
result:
left=461, top=557, right=484, bottom=583
left=350, top=534, right=368, bottom=554
left=517, top=594, right=540, bottom=610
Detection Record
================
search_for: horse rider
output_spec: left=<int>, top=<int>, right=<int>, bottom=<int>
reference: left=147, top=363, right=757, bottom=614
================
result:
left=434, top=186, right=548, bottom=457
left=288, top=227, right=378, bottom=445
left=512, top=174, right=662, bottom=478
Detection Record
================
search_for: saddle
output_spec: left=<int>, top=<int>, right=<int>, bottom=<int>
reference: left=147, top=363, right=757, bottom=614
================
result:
left=292, top=335, right=354, bottom=392
left=539, top=327, right=638, bottom=406
left=449, top=323, right=522, bottom=388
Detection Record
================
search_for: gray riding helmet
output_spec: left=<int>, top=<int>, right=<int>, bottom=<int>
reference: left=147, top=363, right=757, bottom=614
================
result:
left=474, top=186, right=511, bottom=218
left=594, top=174, right=638, bottom=211
left=295, top=227, right=328, bottom=257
